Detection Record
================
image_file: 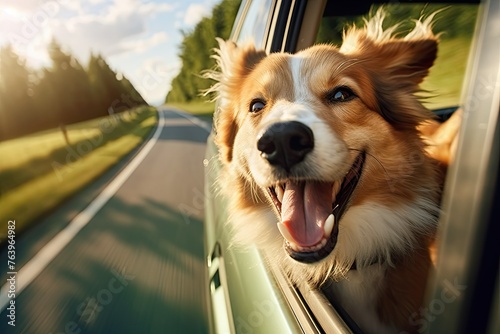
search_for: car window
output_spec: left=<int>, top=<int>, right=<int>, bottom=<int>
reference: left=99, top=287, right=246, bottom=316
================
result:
left=315, top=4, right=478, bottom=112
left=235, top=0, right=274, bottom=47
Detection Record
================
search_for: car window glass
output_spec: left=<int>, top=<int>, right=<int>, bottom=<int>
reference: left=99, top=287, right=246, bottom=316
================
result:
left=315, top=4, right=478, bottom=111
left=236, top=0, right=274, bottom=47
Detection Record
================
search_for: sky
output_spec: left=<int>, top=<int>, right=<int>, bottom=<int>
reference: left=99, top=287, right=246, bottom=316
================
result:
left=0, top=0, right=220, bottom=106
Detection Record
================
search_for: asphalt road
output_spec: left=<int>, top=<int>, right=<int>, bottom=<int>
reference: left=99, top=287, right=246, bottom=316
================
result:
left=0, top=107, right=212, bottom=333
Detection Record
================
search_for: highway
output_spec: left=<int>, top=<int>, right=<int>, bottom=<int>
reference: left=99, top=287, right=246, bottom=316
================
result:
left=0, top=107, right=211, bottom=333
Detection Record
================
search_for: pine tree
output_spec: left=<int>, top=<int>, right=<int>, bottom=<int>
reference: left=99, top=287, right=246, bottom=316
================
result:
left=46, top=40, right=95, bottom=124
left=0, top=45, right=35, bottom=139
left=88, top=54, right=147, bottom=115
left=0, top=42, right=148, bottom=141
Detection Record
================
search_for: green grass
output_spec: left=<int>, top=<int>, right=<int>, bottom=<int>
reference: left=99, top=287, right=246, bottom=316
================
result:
left=421, top=37, right=473, bottom=110
left=167, top=100, right=216, bottom=115
left=0, top=106, right=158, bottom=244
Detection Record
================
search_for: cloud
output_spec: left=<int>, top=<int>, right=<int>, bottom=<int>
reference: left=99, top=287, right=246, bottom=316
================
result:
left=0, top=0, right=220, bottom=104
left=118, top=32, right=169, bottom=54
left=134, top=58, right=182, bottom=105
left=0, top=0, right=176, bottom=66
left=0, top=0, right=41, bottom=15
left=183, top=3, right=211, bottom=26
left=46, top=0, right=175, bottom=60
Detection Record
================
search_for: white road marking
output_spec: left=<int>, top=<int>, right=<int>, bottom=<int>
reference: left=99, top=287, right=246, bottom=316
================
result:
left=0, top=110, right=170, bottom=311
left=167, top=106, right=212, bottom=133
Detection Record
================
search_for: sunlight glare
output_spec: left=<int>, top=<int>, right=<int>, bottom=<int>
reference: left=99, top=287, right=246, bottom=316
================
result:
left=1, top=6, right=27, bottom=20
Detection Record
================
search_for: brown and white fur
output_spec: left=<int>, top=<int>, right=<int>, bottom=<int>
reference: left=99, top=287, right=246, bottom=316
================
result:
left=205, top=10, right=449, bottom=334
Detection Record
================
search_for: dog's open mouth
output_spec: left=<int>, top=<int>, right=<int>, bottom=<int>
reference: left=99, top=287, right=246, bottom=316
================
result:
left=268, top=152, right=365, bottom=263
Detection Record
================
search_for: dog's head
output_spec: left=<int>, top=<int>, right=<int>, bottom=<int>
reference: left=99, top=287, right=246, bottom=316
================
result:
left=208, top=11, right=441, bottom=282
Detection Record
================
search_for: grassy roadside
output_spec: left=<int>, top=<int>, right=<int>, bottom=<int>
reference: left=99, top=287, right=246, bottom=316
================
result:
left=167, top=101, right=215, bottom=115
left=166, top=101, right=215, bottom=126
left=0, top=106, right=158, bottom=245
left=421, top=37, right=473, bottom=110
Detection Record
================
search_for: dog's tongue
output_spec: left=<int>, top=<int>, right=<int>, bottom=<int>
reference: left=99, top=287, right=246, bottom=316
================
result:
left=281, top=181, right=332, bottom=247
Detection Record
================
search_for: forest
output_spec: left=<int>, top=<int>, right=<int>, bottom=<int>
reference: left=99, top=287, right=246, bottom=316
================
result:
left=0, top=41, right=147, bottom=141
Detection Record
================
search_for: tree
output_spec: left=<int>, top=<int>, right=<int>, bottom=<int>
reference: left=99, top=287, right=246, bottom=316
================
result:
left=316, top=4, right=478, bottom=45
left=0, top=45, right=35, bottom=139
left=119, top=75, right=148, bottom=109
left=165, top=0, right=241, bottom=104
left=45, top=40, right=95, bottom=124
left=0, top=41, right=148, bottom=141
left=88, top=54, right=146, bottom=115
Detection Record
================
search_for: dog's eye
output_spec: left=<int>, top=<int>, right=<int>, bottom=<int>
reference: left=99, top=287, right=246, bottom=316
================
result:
left=327, top=86, right=356, bottom=103
left=250, top=100, right=266, bottom=113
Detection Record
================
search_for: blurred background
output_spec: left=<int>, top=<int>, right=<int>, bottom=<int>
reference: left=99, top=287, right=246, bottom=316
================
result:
left=0, top=0, right=240, bottom=233
left=0, top=0, right=239, bottom=333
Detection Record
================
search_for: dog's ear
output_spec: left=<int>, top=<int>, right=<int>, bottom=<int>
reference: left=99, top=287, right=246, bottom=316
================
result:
left=340, top=11, right=438, bottom=129
left=205, top=38, right=267, bottom=102
left=205, top=38, right=267, bottom=163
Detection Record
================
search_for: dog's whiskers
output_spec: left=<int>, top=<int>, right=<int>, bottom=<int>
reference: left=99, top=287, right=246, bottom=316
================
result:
left=243, top=171, right=264, bottom=204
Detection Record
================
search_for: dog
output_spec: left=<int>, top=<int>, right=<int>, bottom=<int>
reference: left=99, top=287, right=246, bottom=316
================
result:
left=205, top=10, right=458, bottom=334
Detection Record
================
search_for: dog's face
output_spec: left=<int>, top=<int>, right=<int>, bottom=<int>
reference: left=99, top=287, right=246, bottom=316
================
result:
left=209, top=13, right=441, bottom=283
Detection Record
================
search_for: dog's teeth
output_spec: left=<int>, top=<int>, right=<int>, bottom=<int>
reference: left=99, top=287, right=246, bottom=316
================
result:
left=286, top=238, right=327, bottom=253
left=324, top=214, right=335, bottom=238
left=275, top=185, right=284, bottom=203
left=289, top=242, right=300, bottom=252
left=277, top=223, right=296, bottom=245
left=321, top=238, right=327, bottom=247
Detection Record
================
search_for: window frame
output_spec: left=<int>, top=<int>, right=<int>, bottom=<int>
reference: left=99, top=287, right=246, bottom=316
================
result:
left=426, top=0, right=500, bottom=332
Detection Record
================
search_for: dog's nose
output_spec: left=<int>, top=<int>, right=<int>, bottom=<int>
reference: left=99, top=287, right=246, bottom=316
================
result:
left=257, top=121, right=314, bottom=171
